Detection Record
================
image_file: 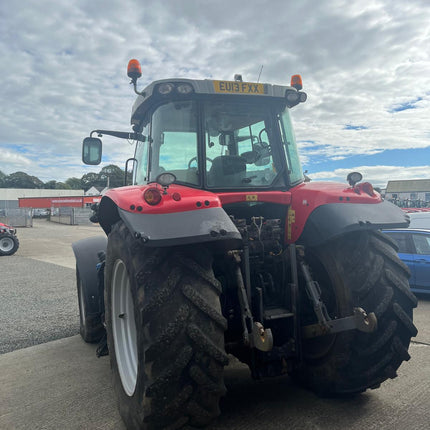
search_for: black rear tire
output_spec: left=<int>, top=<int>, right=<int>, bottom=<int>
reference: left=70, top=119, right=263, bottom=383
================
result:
left=76, top=268, right=104, bottom=343
left=0, top=233, right=19, bottom=256
left=292, top=230, right=418, bottom=395
left=105, top=221, right=228, bottom=429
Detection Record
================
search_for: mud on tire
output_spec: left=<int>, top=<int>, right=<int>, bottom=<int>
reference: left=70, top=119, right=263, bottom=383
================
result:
left=292, top=230, right=418, bottom=395
left=76, top=268, right=104, bottom=343
left=105, top=221, right=228, bottom=429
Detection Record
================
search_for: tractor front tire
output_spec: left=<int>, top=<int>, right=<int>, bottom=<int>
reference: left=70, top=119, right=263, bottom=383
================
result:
left=0, top=233, right=19, bottom=256
left=293, top=230, right=418, bottom=395
left=105, top=221, right=228, bottom=429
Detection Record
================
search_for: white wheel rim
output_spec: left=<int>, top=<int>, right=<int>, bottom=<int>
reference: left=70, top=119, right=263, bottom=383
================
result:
left=0, top=237, right=14, bottom=252
left=112, top=259, right=138, bottom=396
left=78, top=278, right=87, bottom=324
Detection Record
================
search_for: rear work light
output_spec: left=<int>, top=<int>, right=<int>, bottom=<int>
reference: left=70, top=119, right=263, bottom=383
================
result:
left=176, top=83, right=193, bottom=94
left=286, top=91, right=300, bottom=104
left=158, top=83, right=175, bottom=95
left=143, top=188, right=162, bottom=205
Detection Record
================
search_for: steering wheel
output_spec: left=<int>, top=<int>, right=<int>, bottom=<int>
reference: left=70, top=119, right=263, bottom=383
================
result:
left=258, top=128, right=268, bottom=142
left=187, top=156, right=213, bottom=168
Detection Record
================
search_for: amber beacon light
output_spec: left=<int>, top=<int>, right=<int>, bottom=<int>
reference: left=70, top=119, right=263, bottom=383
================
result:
left=290, top=75, right=303, bottom=90
left=127, top=59, right=142, bottom=82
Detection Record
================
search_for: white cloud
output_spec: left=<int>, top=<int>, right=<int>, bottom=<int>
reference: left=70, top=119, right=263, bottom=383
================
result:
left=0, top=0, right=429, bottom=183
left=309, top=165, right=430, bottom=188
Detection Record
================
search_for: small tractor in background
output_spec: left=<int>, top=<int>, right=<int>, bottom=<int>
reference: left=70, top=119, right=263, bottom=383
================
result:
left=0, top=222, right=19, bottom=256
left=73, top=60, right=417, bottom=430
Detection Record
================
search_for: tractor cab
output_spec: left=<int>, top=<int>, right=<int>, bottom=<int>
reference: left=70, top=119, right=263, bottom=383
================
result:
left=83, top=60, right=307, bottom=192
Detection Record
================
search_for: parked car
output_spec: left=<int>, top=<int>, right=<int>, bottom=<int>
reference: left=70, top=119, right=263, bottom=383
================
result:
left=32, top=209, right=49, bottom=218
left=383, top=228, right=430, bottom=295
left=408, top=212, right=430, bottom=229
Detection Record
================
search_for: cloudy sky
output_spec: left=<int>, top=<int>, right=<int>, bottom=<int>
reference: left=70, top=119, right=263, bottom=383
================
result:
left=1, top=0, right=429, bottom=188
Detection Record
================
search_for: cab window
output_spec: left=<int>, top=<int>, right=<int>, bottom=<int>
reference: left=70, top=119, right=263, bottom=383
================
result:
left=278, top=109, right=303, bottom=185
left=134, top=124, right=149, bottom=184
left=149, top=101, right=199, bottom=185
left=204, top=102, right=278, bottom=187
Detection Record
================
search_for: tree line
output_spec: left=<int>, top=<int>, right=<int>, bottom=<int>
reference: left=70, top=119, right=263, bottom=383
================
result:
left=0, top=165, right=126, bottom=192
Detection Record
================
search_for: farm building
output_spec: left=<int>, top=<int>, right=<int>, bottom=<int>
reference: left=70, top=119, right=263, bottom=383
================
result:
left=385, top=179, right=430, bottom=205
left=0, top=188, right=84, bottom=210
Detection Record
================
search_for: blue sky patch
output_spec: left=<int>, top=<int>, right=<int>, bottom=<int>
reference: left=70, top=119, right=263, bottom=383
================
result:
left=1, top=143, right=31, bottom=154
left=302, top=146, right=430, bottom=175
left=388, top=97, right=422, bottom=113
left=343, top=124, right=368, bottom=130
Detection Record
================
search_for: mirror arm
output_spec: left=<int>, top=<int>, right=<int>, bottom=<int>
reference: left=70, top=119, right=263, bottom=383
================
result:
left=90, top=130, right=146, bottom=142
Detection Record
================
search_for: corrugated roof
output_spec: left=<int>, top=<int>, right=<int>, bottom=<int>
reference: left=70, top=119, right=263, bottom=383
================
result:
left=386, top=179, right=430, bottom=193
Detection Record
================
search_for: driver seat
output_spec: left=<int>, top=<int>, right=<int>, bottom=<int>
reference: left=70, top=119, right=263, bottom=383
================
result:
left=208, top=155, right=246, bottom=186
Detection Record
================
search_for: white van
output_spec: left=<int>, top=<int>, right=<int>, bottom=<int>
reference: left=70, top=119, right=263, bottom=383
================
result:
left=408, top=212, right=430, bottom=228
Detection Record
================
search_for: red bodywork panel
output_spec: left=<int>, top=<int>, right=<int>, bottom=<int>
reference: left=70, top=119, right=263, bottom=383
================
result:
left=104, top=184, right=223, bottom=214
left=104, top=185, right=293, bottom=215
left=0, top=222, right=16, bottom=233
left=104, top=181, right=382, bottom=244
left=286, top=181, right=381, bottom=243
left=217, top=191, right=292, bottom=206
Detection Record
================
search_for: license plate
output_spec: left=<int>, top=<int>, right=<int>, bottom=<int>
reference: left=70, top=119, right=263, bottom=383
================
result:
left=213, top=80, right=266, bottom=94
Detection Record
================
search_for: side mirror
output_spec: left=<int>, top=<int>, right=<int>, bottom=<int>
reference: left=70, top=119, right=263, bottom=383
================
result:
left=82, top=137, right=102, bottom=165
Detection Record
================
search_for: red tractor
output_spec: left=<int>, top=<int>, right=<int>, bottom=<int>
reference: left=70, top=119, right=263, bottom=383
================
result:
left=0, top=222, right=19, bottom=256
left=73, top=60, right=417, bottom=429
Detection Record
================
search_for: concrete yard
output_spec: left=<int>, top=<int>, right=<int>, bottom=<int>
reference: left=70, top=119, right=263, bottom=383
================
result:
left=0, top=220, right=429, bottom=430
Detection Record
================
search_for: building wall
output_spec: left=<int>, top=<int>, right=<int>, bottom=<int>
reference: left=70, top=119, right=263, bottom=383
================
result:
left=0, top=189, right=84, bottom=209
left=0, top=200, right=19, bottom=209
left=0, top=189, right=84, bottom=200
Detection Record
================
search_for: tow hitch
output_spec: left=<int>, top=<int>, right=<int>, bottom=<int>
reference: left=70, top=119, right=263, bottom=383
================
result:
left=299, top=249, right=377, bottom=339
left=302, top=307, right=377, bottom=339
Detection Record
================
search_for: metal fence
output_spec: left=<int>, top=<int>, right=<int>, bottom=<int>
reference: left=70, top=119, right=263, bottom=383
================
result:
left=50, top=207, right=93, bottom=225
left=0, top=208, right=33, bottom=227
left=72, top=208, right=94, bottom=225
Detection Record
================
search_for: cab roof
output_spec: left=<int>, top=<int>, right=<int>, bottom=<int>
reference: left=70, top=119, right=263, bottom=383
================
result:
left=130, top=78, right=295, bottom=127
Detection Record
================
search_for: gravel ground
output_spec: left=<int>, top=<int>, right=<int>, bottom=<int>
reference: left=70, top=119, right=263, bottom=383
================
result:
left=0, top=219, right=103, bottom=354
left=0, top=256, right=79, bottom=354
